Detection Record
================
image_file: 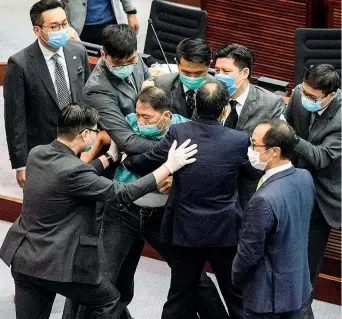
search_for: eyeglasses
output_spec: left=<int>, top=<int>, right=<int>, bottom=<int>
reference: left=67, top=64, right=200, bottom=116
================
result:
left=40, top=22, right=69, bottom=32
left=79, top=128, right=100, bottom=134
left=250, top=138, right=267, bottom=151
left=298, top=84, right=327, bottom=103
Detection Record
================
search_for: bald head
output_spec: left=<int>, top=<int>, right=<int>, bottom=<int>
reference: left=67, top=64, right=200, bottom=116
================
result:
left=196, top=80, right=230, bottom=119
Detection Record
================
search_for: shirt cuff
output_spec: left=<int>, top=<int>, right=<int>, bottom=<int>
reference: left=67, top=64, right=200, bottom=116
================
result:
left=16, top=167, right=26, bottom=171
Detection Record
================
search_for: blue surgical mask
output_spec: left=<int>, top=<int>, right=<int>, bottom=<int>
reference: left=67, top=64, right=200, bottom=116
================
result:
left=215, top=70, right=243, bottom=96
left=41, top=28, right=69, bottom=49
left=137, top=112, right=168, bottom=137
left=84, top=137, right=96, bottom=152
left=179, top=74, right=206, bottom=91
left=105, top=61, right=135, bottom=79
left=301, top=95, right=328, bottom=113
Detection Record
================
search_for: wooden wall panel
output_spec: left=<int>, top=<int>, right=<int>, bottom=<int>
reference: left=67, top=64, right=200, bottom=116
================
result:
left=327, top=0, right=341, bottom=28
left=0, top=62, right=6, bottom=86
left=203, top=0, right=309, bottom=88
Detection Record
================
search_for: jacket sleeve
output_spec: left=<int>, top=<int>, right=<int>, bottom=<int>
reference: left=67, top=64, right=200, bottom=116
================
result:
left=82, top=92, right=155, bottom=155
left=294, top=131, right=341, bottom=170
left=120, top=0, right=135, bottom=12
left=232, top=195, right=275, bottom=288
left=68, top=164, right=157, bottom=204
left=123, top=126, right=174, bottom=176
left=83, top=47, right=91, bottom=84
left=284, top=88, right=296, bottom=126
left=4, top=57, right=28, bottom=169
left=272, top=95, right=286, bottom=118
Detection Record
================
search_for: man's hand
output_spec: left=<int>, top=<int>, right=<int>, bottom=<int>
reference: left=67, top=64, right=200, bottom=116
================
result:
left=107, top=139, right=119, bottom=162
left=141, top=79, right=155, bottom=90
left=127, top=14, right=139, bottom=33
left=158, top=176, right=173, bottom=195
left=68, top=26, right=80, bottom=41
left=16, top=169, right=26, bottom=188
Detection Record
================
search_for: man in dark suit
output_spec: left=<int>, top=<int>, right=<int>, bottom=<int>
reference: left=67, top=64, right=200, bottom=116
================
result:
left=124, top=80, right=261, bottom=318
left=65, top=24, right=226, bottom=319
left=232, top=119, right=315, bottom=318
left=214, top=44, right=285, bottom=207
left=285, top=64, right=341, bottom=319
left=4, top=0, right=90, bottom=189
left=155, top=38, right=213, bottom=119
left=0, top=103, right=195, bottom=319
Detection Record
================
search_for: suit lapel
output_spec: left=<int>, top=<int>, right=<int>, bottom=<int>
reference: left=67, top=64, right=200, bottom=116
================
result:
left=236, top=84, right=256, bottom=130
left=28, top=40, right=59, bottom=106
left=308, top=96, right=341, bottom=142
left=63, top=44, right=79, bottom=103
left=259, top=166, right=296, bottom=190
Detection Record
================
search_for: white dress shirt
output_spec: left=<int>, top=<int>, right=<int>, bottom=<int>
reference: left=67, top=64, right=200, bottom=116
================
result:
left=234, top=83, right=250, bottom=116
left=38, top=40, right=71, bottom=95
left=262, top=161, right=293, bottom=183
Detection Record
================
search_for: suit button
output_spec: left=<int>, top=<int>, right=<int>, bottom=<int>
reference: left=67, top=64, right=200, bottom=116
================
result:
left=82, top=2, right=86, bottom=6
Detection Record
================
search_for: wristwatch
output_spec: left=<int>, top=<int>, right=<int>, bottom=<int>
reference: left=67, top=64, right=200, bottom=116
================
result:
left=105, top=152, right=115, bottom=165
left=126, top=9, right=137, bottom=15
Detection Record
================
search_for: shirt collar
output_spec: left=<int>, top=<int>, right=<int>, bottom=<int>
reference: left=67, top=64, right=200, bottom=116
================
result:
left=263, top=161, right=293, bottom=182
left=233, top=83, right=250, bottom=106
left=183, top=85, right=198, bottom=94
left=38, top=39, right=65, bottom=61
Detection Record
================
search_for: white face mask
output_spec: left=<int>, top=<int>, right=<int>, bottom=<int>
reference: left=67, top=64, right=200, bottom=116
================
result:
left=248, top=147, right=274, bottom=171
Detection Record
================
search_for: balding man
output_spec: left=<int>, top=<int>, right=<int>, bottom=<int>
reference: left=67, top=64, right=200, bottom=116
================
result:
left=232, top=119, right=315, bottom=318
left=124, top=79, right=261, bottom=319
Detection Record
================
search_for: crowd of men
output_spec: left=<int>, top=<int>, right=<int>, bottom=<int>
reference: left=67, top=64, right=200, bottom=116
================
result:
left=0, top=1, right=341, bottom=319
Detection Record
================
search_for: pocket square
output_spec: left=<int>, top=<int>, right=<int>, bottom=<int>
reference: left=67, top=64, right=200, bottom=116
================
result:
left=77, top=66, right=84, bottom=74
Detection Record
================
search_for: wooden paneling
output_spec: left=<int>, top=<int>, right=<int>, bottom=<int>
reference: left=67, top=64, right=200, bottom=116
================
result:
left=203, top=0, right=309, bottom=88
left=169, top=0, right=202, bottom=7
left=327, top=0, right=341, bottom=28
left=0, top=62, right=6, bottom=86
left=325, top=229, right=341, bottom=260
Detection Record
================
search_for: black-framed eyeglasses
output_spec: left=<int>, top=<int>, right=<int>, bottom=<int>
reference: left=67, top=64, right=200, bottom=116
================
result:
left=298, top=84, right=327, bottom=103
left=40, top=22, right=69, bottom=32
left=250, top=138, right=267, bottom=151
left=79, top=128, right=100, bottom=134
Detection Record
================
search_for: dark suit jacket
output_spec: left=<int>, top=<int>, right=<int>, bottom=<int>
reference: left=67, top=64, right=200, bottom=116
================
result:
left=285, top=87, right=341, bottom=227
left=82, top=56, right=155, bottom=155
left=4, top=40, right=91, bottom=169
left=232, top=167, right=315, bottom=313
left=154, top=72, right=214, bottom=118
left=124, top=118, right=260, bottom=247
left=0, top=140, right=156, bottom=284
left=236, top=84, right=286, bottom=209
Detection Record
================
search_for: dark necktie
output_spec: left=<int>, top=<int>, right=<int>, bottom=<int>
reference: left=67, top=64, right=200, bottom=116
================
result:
left=186, top=90, right=196, bottom=118
left=224, top=100, right=238, bottom=128
left=51, top=54, right=71, bottom=109
left=309, top=111, right=320, bottom=132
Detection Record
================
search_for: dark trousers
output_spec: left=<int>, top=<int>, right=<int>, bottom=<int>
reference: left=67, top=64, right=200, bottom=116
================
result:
left=64, top=203, right=227, bottom=318
left=300, top=202, right=331, bottom=319
left=161, top=246, right=243, bottom=319
left=245, top=308, right=300, bottom=319
left=12, top=270, right=119, bottom=319
left=80, top=18, right=117, bottom=45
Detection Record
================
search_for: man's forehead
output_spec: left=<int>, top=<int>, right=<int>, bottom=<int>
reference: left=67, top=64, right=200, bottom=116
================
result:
left=41, top=8, right=66, bottom=24
left=302, top=82, right=323, bottom=97
left=215, top=57, right=237, bottom=68
left=253, top=124, right=271, bottom=139
left=111, top=52, right=137, bottom=63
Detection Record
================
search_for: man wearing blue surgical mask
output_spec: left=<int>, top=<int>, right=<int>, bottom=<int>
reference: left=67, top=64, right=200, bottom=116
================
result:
left=285, top=64, right=341, bottom=319
left=4, top=0, right=91, bottom=189
left=214, top=44, right=285, bottom=209
left=155, top=38, right=214, bottom=119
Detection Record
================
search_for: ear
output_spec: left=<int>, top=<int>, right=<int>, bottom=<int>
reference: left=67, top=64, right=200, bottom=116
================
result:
left=272, top=147, right=281, bottom=158
left=242, top=67, right=250, bottom=80
left=33, top=26, right=41, bottom=37
left=100, top=49, right=106, bottom=58
left=222, top=106, right=228, bottom=118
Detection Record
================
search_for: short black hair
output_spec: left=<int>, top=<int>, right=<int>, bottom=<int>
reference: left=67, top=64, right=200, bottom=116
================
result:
left=136, top=87, right=173, bottom=112
left=214, top=44, right=254, bottom=80
left=196, top=80, right=230, bottom=119
left=176, top=38, right=211, bottom=65
left=30, top=0, right=65, bottom=26
left=57, top=103, right=99, bottom=138
left=303, top=64, right=340, bottom=96
left=103, top=24, right=137, bottom=60
left=258, top=119, right=296, bottom=159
